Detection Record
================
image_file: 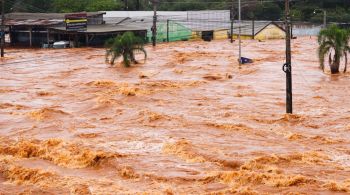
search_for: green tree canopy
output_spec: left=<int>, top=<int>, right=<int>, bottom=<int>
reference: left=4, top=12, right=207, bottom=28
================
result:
left=2, top=0, right=350, bottom=23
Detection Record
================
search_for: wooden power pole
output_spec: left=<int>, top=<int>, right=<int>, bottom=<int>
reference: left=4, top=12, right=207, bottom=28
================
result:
left=1, top=0, right=5, bottom=57
left=283, top=0, right=293, bottom=114
left=238, top=0, right=242, bottom=64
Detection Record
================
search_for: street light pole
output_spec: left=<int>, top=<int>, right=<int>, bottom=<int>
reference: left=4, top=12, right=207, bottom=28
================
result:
left=238, top=0, right=241, bottom=64
left=284, top=0, right=293, bottom=114
left=313, top=9, right=327, bottom=29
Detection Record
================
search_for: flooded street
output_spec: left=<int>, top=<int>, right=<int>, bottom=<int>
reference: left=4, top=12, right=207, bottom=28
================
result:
left=0, top=37, right=349, bottom=194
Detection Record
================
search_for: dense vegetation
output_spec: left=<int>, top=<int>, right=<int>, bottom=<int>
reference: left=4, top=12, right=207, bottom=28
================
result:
left=3, top=0, right=350, bottom=23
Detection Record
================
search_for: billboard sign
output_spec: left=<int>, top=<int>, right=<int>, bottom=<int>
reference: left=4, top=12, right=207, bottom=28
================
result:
left=65, top=13, right=88, bottom=32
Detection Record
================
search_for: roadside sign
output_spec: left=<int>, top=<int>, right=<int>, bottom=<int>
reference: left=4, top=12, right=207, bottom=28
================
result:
left=65, top=13, right=87, bottom=32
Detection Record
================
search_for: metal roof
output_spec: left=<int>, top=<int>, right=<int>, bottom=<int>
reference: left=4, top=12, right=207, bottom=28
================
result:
left=104, top=10, right=230, bottom=21
left=1, top=12, right=105, bottom=26
left=3, top=19, right=63, bottom=26
left=104, top=17, right=131, bottom=24
left=104, top=11, right=187, bottom=18
left=49, top=24, right=147, bottom=34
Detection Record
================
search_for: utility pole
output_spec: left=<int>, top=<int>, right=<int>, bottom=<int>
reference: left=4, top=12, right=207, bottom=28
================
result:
left=136, top=0, right=140, bottom=10
left=166, top=19, right=169, bottom=42
left=150, top=0, right=158, bottom=47
left=313, top=9, right=327, bottom=29
left=283, top=0, right=293, bottom=114
left=252, top=18, right=255, bottom=39
left=323, top=10, right=327, bottom=29
left=230, top=0, right=234, bottom=43
left=238, top=0, right=242, bottom=64
left=124, top=0, right=128, bottom=11
left=1, top=0, right=5, bottom=57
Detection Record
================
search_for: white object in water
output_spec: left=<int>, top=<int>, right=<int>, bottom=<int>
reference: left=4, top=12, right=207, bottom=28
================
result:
left=53, top=41, right=70, bottom=49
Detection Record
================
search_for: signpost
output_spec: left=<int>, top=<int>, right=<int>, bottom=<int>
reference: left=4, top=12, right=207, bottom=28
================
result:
left=65, top=13, right=88, bottom=32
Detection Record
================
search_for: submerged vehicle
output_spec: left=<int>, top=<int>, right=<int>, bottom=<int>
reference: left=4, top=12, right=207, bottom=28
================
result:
left=53, top=41, right=71, bottom=49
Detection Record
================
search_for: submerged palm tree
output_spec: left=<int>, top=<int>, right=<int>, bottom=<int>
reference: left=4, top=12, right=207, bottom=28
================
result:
left=105, top=32, right=147, bottom=67
left=318, top=25, right=350, bottom=74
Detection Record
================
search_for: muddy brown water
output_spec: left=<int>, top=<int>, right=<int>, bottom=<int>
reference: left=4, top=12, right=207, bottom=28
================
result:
left=0, top=37, right=349, bottom=194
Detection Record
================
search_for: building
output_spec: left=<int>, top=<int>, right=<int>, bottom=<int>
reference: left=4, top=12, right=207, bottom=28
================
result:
left=177, top=21, right=285, bottom=41
left=105, top=11, right=285, bottom=42
left=105, top=10, right=231, bottom=42
left=115, top=18, right=192, bottom=43
left=2, top=12, right=147, bottom=47
left=2, top=11, right=287, bottom=47
left=230, top=21, right=286, bottom=40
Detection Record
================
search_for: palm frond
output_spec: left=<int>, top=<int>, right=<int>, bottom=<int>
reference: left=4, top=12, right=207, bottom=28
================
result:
left=132, top=47, right=148, bottom=61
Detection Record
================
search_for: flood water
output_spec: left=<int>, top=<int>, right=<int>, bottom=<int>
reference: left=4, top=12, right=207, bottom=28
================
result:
left=0, top=37, right=349, bottom=194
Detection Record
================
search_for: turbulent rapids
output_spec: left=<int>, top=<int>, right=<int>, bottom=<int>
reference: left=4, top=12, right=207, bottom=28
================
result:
left=0, top=38, right=349, bottom=194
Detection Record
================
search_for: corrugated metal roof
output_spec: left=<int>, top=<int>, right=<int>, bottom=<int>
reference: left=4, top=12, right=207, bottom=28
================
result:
left=104, top=10, right=230, bottom=21
left=104, top=11, right=187, bottom=18
left=104, top=17, right=131, bottom=24
left=49, top=24, right=147, bottom=33
left=3, top=19, right=63, bottom=26
left=1, top=12, right=105, bottom=26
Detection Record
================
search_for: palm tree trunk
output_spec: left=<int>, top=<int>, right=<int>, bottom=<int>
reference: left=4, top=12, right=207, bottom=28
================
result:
left=344, top=52, right=348, bottom=73
left=123, top=52, right=130, bottom=67
left=327, top=53, right=332, bottom=72
left=330, top=62, right=340, bottom=74
left=130, top=52, right=138, bottom=64
left=330, top=54, right=340, bottom=74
